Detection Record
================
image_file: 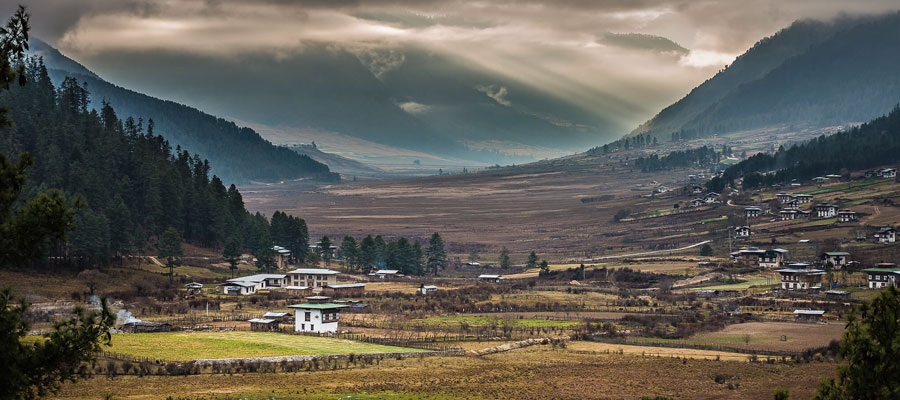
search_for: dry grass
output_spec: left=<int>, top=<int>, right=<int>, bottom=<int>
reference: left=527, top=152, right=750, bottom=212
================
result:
left=691, top=322, right=845, bottom=352
left=53, top=344, right=837, bottom=399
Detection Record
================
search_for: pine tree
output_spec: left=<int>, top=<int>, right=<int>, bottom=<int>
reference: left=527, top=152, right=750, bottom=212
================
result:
left=158, top=227, right=183, bottom=282
left=527, top=251, right=538, bottom=268
left=499, top=247, right=510, bottom=269
left=426, top=232, right=447, bottom=275
left=223, top=237, right=241, bottom=278
left=318, top=236, right=332, bottom=266
left=339, top=236, right=359, bottom=271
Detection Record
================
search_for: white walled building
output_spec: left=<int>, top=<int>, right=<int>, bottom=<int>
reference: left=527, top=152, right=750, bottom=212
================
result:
left=288, top=296, right=348, bottom=333
left=286, top=268, right=339, bottom=289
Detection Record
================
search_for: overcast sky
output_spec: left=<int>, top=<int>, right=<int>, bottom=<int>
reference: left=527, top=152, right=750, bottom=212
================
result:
left=7, top=0, right=900, bottom=129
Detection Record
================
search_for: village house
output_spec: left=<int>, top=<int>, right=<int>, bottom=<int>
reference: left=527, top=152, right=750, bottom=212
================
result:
left=478, top=274, right=504, bottom=283
left=285, top=286, right=313, bottom=297
left=309, top=243, right=339, bottom=259
left=323, top=283, right=366, bottom=297
left=226, top=274, right=287, bottom=293
left=814, top=203, right=839, bottom=218
left=744, top=206, right=762, bottom=218
left=783, top=199, right=800, bottom=210
left=286, top=268, right=339, bottom=289
left=222, top=281, right=258, bottom=295
left=734, top=226, right=751, bottom=238
left=272, top=245, right=292, bottom=269
left=690, top=198, right=705, bottom=208
left=780, top=210, right=798, bottom=221
left=288, top=296, right=348, bottom=333
left=776, top=193, right=793, bottom=203
left=874, top=227, right=897, bottom=243
left=821, top=251, right=850, bottom=269
left=813, top=176, right=830, bottom=184
left=863, top=264, right=900, bottom=289
left=691, top=185, right=703, bottom=194
left=731, top=248, right=766, bottom=265
left=795, top=193, right=813, bottom=204
left=879, top=168, right=897, bottom=178
left=759, top=249, right=790, bottom=268
left=418, top=284, right=438, bottom=295
left=838, top=210, right=857, bottom=223
left=248, top=318, right=279, bottom=332
left=185, top=282, right=203, bottom=294
left=704, top=192, right=720, bottom=204
left=776, top=266, right=825, bottom=290
left=793, top=309, right=825, bottom=323
left=371, top=269, right=401, bottom=279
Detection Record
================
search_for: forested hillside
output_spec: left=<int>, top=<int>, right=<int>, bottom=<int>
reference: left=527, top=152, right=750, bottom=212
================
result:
left=629, top=17, right=860, bottom=139
left=29, top=39, right=338, bottom=184
left=707, top=105, right=900, bottom=191
left=632, top=12, right=900, bottom=141
left=0, top=58, right=307, bottom=267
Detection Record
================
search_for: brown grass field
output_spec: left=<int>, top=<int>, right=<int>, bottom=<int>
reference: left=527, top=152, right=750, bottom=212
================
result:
left=52, top=345, right=837, bottom=399
left=690, top=322, right=845, bottom=352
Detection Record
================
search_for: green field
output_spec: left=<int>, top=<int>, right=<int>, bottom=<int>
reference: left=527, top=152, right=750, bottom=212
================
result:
left=693, top=278, right=771, bottom=291
left=104, top=331, right=425, bottom=361
left=415, top=315, right=581, bottom=328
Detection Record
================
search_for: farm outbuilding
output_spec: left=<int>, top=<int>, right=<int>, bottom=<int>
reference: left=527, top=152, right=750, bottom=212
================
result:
left=418, top=284, right=438, bottom=295
left=323, top=283, right=366, bottom=297
left=793, top=309, right=825, bottom=323
left=249, top=318, right=280, bottom=332
left=285, top=286, right=313, bottom=297
left=122, top=321, right=172, bottom=333
left=478, top=274, right=504, bottom=283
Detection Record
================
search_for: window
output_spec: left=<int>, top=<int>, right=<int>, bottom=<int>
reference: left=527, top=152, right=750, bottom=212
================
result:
left=301, top=324, right=305, bottom=330
left=305, top=312, right=311, bottom=322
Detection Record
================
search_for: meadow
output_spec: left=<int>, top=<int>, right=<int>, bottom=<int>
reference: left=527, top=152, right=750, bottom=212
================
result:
left=104, top=331, right=425, bottom=361
left=53, top=344, right=838, bottom=399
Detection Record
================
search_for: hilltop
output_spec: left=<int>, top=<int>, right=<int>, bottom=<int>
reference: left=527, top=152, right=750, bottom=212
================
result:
left=630, top=12, right=900, bottom=141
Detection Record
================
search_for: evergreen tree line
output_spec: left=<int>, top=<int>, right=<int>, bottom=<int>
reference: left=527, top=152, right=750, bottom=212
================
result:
left=0, top=58, right=308, bottom=268
left=634, top=145, right=722, bottom=172
left=334, top=232, right=447, bottom=276
left=586, top=133, right=658, bottom=155
left=706, top=105, right=900, bottom=192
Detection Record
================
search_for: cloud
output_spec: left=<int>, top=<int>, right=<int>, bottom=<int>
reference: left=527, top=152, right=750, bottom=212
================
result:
left=7, top=0, right=900, bottom=130
left=397, top=101, right=431, bottom=114
left=476, top=85, right=512, bottom=107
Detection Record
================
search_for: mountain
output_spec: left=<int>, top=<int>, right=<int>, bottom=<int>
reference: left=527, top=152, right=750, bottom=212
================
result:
left=49, top=43, right=624, bottom=163
left=707, top=105, right=900, bottom=191
left=27, top=38, right=337, bottom=184
left=0, top=62, right=283, bottom=266
left=631, top=13, right=900, bottom=141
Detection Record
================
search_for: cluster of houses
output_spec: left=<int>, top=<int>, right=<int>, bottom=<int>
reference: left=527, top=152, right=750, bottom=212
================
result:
left=690, top=192, right=721, bottom=208
left=864, top=168, right=897, bottom=179
left=222, top=268, right=367, bottom=298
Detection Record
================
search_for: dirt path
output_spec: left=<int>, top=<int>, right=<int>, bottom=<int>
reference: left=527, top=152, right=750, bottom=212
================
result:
left=584, top=240, right=711, bottom=262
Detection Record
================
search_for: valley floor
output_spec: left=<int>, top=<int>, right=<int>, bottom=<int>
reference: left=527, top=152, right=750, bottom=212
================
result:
left=54, top=345, right=833, bottom=399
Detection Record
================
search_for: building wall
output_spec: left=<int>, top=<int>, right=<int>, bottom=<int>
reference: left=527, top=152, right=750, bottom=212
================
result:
left=294, top=309, right=340, bottom=333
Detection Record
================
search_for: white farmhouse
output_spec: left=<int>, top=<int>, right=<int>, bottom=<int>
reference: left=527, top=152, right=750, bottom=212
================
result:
left=288, top=296, right=348, bottom=333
